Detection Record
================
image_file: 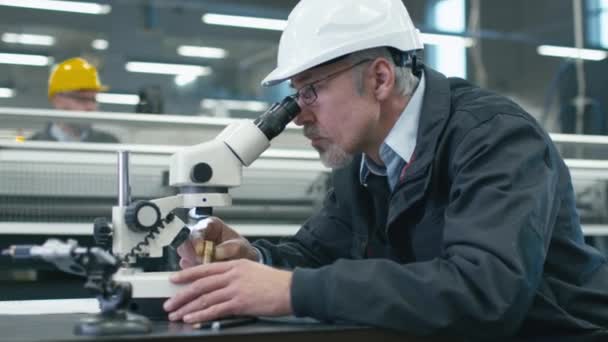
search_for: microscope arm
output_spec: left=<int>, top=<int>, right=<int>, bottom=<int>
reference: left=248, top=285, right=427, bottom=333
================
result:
left=108, top=96, right=300, bottom=263
left=112, top=193, right=233, bottom=260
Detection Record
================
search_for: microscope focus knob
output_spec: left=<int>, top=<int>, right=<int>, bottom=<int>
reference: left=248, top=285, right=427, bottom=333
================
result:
left=191, top=162, right=213, bottom=183
left=124, top=201, right=162, bottom=233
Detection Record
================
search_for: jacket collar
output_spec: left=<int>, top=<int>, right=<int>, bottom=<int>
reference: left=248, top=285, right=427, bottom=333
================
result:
left=386, top=66, right=453, bottom=228
left=397, top=66, right=452, bottom=181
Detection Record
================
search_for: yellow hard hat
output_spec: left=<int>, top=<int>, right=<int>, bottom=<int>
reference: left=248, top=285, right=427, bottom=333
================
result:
left=48, top=57, right=108, bottom=98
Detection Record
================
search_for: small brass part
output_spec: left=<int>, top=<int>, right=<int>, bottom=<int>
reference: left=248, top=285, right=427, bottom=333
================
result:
left=202, top=240, right=214, bottom=264
left=195, top=240, right=215, bottom=264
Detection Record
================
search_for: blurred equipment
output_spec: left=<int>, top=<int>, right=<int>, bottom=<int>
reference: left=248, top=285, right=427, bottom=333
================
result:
left=2, top=239, right=151, bottom=336
left=554, top=0, right=607, bottom=141
left=94, top=95, right=300, bottom=316
left=48, top=57, right=108, bottom=98
left=135, top=85, right=164, bottom=114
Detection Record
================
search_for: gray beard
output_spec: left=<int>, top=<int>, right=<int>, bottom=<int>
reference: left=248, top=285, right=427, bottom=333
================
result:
left=304, top=124, right=353, bottom=169
left=318, top=143, right=354, bottom=169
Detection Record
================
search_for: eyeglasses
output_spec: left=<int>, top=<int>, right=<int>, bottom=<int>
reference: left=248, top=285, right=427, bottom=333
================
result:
left=57, top=92, right=97, bottom=104
left=292, top=59, right=372, bottom=106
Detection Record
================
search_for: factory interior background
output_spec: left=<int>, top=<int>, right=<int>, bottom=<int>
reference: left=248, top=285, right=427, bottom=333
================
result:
left=1, top=0, right=608, bottom=301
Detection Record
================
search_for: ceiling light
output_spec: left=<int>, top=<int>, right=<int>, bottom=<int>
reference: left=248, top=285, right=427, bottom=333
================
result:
left=177, top=45, right=227, bottom=59
left=201, top=99, right=269, bottom=112
left=125, top=61, right=211, bottom=76
left=0, top=87, right=15, bottom=98
left=420, top=33, right=474, bottom=47
left=202, top=13, right=287, bottom=31
left=91, top=39, right=108, bottom=50
left=0, top=0, right=110, bottom=14
left=96, top=93, right=139, bottom=105
left=537, top=45, right=607, bottom=61
left=0, top=52, right=50, bottom=66
left=174, top=74, right=197, bottom=87
left=2, top=33, right=55, bottom=46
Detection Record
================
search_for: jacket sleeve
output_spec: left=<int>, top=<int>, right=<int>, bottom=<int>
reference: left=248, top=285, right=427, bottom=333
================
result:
left=290, top=114, right=558, bottom=338
left=253, top=187, right=355, bottom=269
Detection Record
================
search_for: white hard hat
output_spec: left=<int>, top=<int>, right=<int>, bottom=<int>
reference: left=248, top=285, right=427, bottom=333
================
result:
left=261, top=0, right=424, bottom=87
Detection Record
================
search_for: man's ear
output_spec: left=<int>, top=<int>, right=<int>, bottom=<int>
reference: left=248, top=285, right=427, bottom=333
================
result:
left=371, top=58, right=395, bottom=101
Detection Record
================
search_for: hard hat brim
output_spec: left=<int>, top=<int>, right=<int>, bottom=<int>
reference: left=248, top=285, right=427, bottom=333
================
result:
left=48, top=84, right=109, bottom=99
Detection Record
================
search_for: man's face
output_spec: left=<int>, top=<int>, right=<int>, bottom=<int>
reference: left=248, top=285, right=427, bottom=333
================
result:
left=51, top=90, right=98, bottom=111
left=290, top=59, right=379, bottom=169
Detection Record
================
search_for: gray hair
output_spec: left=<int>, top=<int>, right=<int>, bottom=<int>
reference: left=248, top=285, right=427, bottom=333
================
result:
left=345, top=47, right=420, bottom=97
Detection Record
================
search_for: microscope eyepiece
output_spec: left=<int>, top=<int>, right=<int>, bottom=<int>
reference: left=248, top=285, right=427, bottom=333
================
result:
left=254, top=96, right=301, bottom=141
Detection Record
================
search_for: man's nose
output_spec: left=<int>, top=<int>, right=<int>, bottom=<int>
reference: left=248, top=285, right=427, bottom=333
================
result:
left=293, top=106, right=314, bottom=126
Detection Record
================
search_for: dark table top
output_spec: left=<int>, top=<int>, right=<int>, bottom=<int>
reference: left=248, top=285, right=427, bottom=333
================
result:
left=0, top=313, right=439, bottom=342
left=3, top=312, right=608, bottom=342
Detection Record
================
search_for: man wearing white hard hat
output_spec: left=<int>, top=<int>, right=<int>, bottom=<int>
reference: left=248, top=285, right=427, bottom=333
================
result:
left=165, top=0, right=608, bottom=339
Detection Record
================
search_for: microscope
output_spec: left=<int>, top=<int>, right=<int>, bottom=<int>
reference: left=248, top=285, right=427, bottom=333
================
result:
left=3, top=95, right=300, bottom=328
left=94, top=95, right=301, bottom=317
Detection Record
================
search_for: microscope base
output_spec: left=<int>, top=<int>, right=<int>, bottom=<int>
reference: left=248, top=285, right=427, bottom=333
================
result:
left=114, top=270, right=187, bottom=320
left=128, top=298, right=170, bottom=320
left=74, top=311, right=151, bottom=335
left=114, top=270, right=186, bottom=297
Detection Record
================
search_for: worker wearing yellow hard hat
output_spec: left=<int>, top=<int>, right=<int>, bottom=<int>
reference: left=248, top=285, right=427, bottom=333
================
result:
left=29, top=57, right=119, bottom=143
left=47, top=57, right=108, bottom=99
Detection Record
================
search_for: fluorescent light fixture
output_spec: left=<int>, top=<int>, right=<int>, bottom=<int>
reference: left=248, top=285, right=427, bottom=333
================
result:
left=174, top=74, right=197, bottom=87
left=125, top=61, right=211, bottom=76
left=2, top=33, right=55, bottom=46
left=427, top=0, right=467, bottom=79
left=91, top=39, right=108, bottom=50
left=0, top=87, right=15, bottom=98
left=0, top=52, right=50, bottom=66
left=537, top=45, right=607, bottom=61
left=201, top=99, right=269, bottom=112
left=420, top=33, right=473, bottom=47
left=0, top=0, right=111, bottom=14
left=202, top=13, right=287, bottom=31
left=96, top=93, right=139, bottom=105
left=434, top=0, right=466, bottom=33
left=551, top=132, right=608, bottom=145
left=177, top=45, right=227, bottom=59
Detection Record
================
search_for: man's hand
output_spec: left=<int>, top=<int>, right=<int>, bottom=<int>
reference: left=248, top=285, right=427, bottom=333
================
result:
left=163, top=259, right=293, bottom=323
left=178, top=217, right=259, bottom=269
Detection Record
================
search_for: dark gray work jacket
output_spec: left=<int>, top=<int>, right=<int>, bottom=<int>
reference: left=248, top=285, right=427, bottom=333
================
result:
left=29, top=123, right=119, bottom=143
left=255, top=67, right=608, bottom=339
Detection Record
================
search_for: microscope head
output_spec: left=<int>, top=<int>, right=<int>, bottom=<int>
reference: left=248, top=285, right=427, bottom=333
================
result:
left=168, top=96, right=300, bottom=192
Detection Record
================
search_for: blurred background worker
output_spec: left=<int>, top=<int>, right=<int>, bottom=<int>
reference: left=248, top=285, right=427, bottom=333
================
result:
left=29, top=57, right=119, bottom=143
